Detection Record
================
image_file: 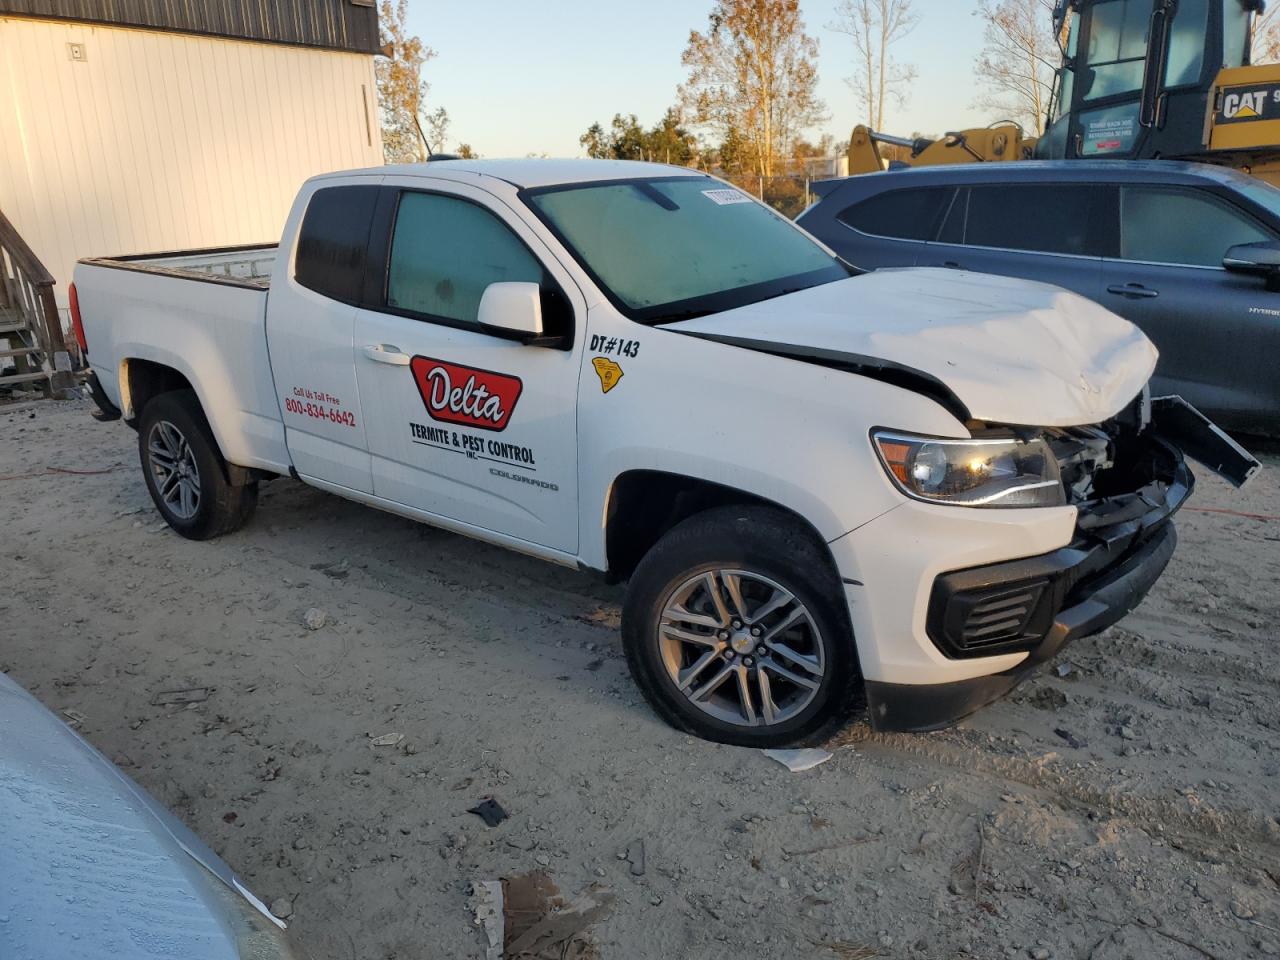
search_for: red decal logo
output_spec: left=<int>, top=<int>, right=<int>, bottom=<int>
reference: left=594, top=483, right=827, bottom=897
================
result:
left=410, top=357, right=523, bottom=432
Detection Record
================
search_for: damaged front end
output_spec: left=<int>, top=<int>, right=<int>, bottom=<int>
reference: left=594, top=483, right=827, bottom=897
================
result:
left=866, top=392, right=1260, bottom=732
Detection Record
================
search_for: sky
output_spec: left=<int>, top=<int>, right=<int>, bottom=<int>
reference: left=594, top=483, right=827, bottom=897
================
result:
left=408, top=0, right=995, bottom=159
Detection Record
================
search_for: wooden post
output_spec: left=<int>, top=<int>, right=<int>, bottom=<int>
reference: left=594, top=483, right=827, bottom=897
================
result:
left=38, top=282, right=74, bottom=398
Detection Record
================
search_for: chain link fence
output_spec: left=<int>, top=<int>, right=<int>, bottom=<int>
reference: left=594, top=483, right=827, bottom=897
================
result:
left=731, top=175, right=816, bottom=219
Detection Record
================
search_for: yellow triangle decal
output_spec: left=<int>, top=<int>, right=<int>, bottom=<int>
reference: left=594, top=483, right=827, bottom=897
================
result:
left=1236, top=104, right=1260, bottom=118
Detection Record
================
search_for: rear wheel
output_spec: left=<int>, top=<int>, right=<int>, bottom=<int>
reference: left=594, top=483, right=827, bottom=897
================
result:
left=138, top=390, right=257, bottom=540
left=622, top=506, right=860, bottom=747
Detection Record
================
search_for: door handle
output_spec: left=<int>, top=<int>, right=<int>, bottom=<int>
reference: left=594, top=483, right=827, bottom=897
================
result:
left=1106, top=283, right=1159, bottom=299
left=363, top=344, right=411, bottom=366
left=934, top=260, right=962, bottom=269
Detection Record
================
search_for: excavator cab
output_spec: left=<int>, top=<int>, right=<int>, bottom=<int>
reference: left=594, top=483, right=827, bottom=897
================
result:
left=1038, top=0, right=1262, bottom=161
left=845, top=0, right=1280, bottom=182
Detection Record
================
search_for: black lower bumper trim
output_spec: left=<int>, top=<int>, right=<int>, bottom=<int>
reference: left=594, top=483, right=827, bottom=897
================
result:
left=866, top=520, right=1178, bottom=732
left=85, top=369, right=121, bottom=421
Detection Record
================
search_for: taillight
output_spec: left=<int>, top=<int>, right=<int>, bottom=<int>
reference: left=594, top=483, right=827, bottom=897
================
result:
left=69, top=282, right=87, bottom=356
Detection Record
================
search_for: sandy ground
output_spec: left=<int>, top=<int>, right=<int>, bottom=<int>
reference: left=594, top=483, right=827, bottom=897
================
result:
left=2, top=397, right=1278, bottom=960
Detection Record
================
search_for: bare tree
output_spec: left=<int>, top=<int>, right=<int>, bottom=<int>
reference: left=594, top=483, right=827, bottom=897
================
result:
left=376, top=0, right=435, bottom=163
left=1253, top=6, right=1280, bottom=64
left=421, top=106, right=451, bottom=156
left=679, top=0, right=827, bottom=179
left=973, top=0, right=1059, bottom=134
left=828, top=0, right=919, bottom=132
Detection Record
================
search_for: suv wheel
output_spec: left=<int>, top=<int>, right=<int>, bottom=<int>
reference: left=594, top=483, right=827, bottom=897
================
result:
left=138, top=390, right=258, bottom=540
left=622, top=505, right=860, bottom=747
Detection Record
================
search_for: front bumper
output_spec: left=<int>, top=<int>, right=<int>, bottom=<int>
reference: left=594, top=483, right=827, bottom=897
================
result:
left=831, top=427, right=1206, bottom=733
left=865, top=477, right=1183, bottom=731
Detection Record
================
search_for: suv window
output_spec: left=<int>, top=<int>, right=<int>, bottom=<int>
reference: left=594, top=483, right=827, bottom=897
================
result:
left=295, top=185, right=380, bottom=304
left=945, top=184, right=1104, bottom=256
left=386, top=192, right=546, bottom=326
left=1119, top=187, right=1273, bottom=267
left=837, top=187, right=953, bottom=241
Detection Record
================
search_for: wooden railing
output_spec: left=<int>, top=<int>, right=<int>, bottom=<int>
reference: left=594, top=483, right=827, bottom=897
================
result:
left=0, top=207, right=74, bottom=397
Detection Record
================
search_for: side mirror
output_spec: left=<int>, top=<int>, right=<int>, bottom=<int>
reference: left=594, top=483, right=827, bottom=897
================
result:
left=1223, top=240, right=1280, bottom=290
left=478, top=282, right=543, bottom=340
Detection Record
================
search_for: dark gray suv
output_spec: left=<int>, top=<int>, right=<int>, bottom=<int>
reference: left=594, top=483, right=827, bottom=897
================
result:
left=797, top=160, right=1280, bottom=436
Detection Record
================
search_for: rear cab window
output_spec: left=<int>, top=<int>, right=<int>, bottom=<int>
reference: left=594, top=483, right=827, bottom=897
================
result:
left=294, top=184, right=381, bottom=304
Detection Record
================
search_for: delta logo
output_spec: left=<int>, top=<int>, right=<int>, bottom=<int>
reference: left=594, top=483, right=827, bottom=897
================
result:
left=410, top=357, right=523, bottom=432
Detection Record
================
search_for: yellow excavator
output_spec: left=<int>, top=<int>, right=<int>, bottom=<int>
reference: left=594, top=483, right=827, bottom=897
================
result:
left=849, top=0, right=1280, bottom=186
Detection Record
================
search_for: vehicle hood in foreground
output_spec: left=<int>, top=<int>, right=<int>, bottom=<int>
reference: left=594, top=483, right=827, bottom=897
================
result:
left=669, top=268, right=1158, bottom=428
left=0, top=671, right=277, bottom=959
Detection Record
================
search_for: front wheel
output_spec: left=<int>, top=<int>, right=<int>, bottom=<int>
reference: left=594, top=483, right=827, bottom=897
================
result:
left=138, top=390, right=257, bottom=540
left=622, top=506, right=861, bottom=747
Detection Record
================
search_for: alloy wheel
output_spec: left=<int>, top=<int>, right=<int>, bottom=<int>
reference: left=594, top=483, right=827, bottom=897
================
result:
left=147, top=419, right=202, bottom=520
left=657, top=569, right=826, bottom=727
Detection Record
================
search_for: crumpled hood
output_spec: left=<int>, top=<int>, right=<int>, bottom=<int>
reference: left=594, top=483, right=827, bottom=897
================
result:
left=0, top=672, right=253, bottom=960
left=669, top=268, right=1158, bottom=427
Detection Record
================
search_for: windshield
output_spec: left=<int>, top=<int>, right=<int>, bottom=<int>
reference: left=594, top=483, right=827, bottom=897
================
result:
left=1082, top=0, right=1150, bottom=102
left=523, top=176, right=851, bottom=324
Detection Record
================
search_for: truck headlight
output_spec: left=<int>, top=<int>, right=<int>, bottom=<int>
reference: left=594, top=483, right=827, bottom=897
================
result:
left=872, top=431, right=1065, bottom=508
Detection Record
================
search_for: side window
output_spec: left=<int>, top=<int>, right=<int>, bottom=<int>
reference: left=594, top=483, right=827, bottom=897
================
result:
left=959, top=184, right=1103, bottom=256
left=386, top=192, right=546, bottom=326
left=936, top=188, right=967, bottom=245
left=294, top=185, right=380, bottom=304
left=1119, top=187, right=1274, bottom=267
left=836, top=187, right=954, bottom=241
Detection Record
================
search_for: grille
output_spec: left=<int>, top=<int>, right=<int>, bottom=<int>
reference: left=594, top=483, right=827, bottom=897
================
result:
left=928, top=575, right=1056, bottom=659
left=955, top=583, right=1046, bottom=651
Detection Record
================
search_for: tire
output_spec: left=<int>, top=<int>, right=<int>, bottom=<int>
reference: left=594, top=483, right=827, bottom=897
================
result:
left=138, top=389, right=258, bottom=541
left=622, top=505, right=861, bottom=747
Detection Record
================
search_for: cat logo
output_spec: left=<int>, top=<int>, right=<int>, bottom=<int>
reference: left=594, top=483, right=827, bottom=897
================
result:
left=1218, top=85, right=1280, bottom=123
left=591, top=356, right=624, bottom=394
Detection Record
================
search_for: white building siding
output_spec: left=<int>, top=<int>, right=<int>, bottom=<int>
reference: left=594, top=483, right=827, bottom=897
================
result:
left=0, top=16, right=383, bottom=305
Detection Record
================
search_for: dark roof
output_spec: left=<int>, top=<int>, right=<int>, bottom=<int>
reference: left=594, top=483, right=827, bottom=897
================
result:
left=828, top=159, right=1254, bottom=189
left=0, top=0, right=380, bottom=54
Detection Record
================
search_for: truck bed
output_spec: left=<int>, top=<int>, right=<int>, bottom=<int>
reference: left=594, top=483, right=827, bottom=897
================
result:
left=75, top=244, right=290, bottom=476
left=79, top=244, right=277, bottom=288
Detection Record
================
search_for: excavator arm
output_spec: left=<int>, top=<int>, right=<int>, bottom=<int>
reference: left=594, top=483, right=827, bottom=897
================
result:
left=848, top=124, right=1038, bottom=176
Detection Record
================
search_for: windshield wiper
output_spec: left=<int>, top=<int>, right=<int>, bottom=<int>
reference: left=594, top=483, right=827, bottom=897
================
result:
left=630, top=182, right=681, bottom=211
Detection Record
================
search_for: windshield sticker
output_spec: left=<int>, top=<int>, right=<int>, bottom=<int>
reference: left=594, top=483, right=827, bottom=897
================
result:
left=591, top=357, right=625, bottom=394
left=702, top=188, right=753, bottom=206
left=1082, top=114, right=1137, bottom=154
left=410, top=357, right=522, bottom=432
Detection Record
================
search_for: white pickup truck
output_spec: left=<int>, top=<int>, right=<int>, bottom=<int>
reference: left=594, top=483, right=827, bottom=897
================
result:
left=72, top=159, right=1257, bottom=746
